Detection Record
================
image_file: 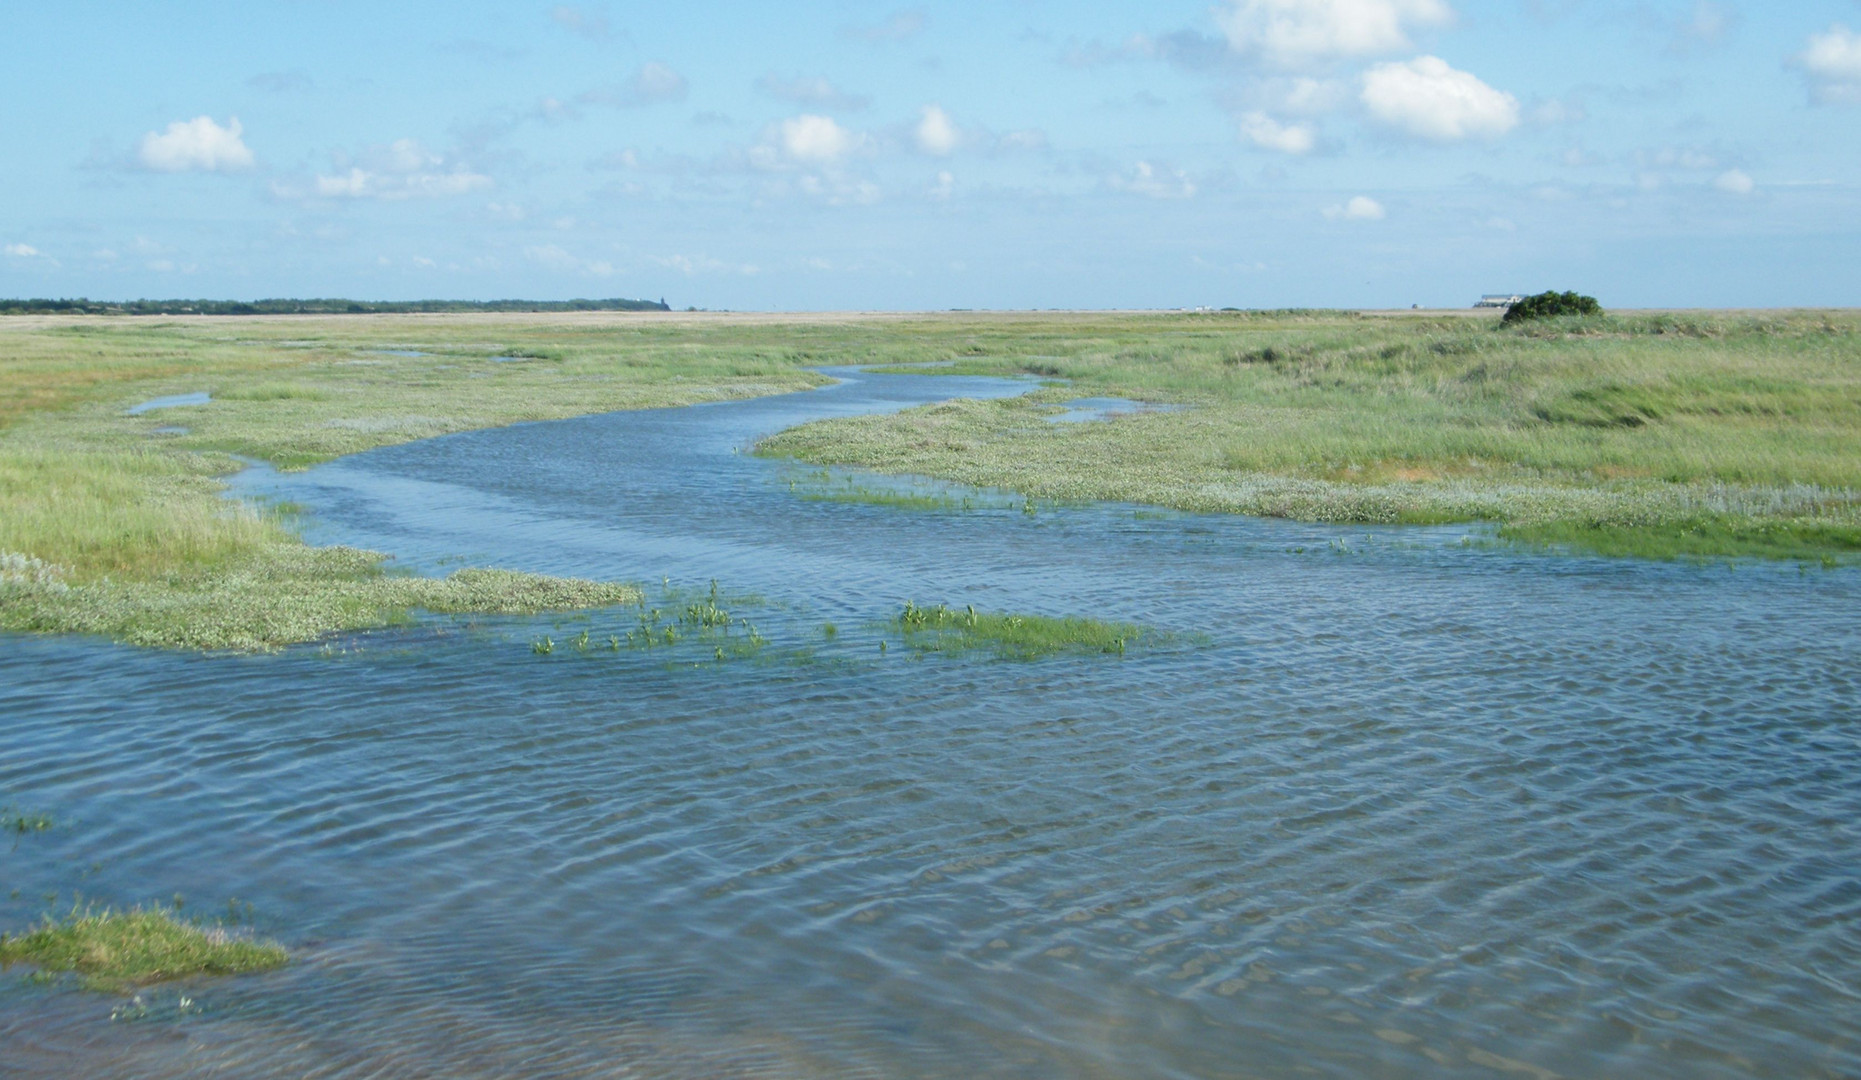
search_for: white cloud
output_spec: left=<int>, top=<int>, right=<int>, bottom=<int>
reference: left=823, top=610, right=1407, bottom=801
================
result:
left=1360, top=56, right=1518, bottom=141
left=527, top=244, right=615, bottom=276
left=915, top=105, right=960, bottom=155
left=798, top=174, right=881, bottom=205
left=779, top=114, right=857, bottom=163
left=1109, top=161, right=1196, bottom=199
left=1239, top=111, right=1316, bottom=153
left=1714, top=168, right=1755, bottom=195
left=756, top=74, right=869, bottom=111
left=844, top=10, right=926, bottom=42
left=4, top=243, right=41, bottom=257
left=931, top=170, right=955, bottom=199
left=1217, top=0, right=1452, bottom=67
left=995, top=129, right=1049, bottom=152
left=581, top=62, right=689, bottom=107
left=656, top=253, right=761, bottom=276
left=1324, top=195, right=1386, bottom=220
left=1796, top=24, right=1861, bottom=105
left=137, top=116, right=255, bottom=172
left=307, top=139, right=490, bottom=200
left=550, top=6, right=609, bottom=39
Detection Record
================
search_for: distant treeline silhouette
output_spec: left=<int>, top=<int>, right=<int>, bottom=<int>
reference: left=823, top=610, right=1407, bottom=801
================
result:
left=0, top=297, right=672, bottom=316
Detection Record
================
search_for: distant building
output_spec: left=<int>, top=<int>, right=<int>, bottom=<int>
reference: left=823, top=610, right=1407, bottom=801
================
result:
left=1474, top=294, right=1523, bottom=309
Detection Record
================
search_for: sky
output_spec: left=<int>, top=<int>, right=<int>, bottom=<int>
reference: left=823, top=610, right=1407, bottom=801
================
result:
left=2, top=0, right=1859, bottom=310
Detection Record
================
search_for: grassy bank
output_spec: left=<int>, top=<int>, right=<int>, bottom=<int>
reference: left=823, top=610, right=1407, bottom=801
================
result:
left=0, top=905, right=287, bottom=991
left=0, top=313, right=830, bottom=648
left=758, top=310, right=1861, bottom=561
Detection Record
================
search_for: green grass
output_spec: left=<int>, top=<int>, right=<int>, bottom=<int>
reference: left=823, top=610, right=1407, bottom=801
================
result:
left=0, top=905, right=287, bottom=992
left=0, top=313, right=842, bottom=648
left=893, top=601, right=1147, bottom=659
left=756, top=310, right=1861, bottom=562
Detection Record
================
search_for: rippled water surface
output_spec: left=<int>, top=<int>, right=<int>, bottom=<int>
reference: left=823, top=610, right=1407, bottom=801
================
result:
left=3, top=368, right=1858, bottom=1079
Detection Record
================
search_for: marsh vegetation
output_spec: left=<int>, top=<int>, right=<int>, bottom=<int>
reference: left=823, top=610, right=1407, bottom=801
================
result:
left=893, top=601, right=1147, bottom=658
left=2, top=308, right=1854, bottom=655
left=0, top=314, right=825, bottom=648
left=0, top=904, right=287, bottom=992
left=758, top=309, right=1861, bottom=561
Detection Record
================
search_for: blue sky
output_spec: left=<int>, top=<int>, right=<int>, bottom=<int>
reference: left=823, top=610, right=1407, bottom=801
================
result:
left=2, top=1, right=1858, bottom=309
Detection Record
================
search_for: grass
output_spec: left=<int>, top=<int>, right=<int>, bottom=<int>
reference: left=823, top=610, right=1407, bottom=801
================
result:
left=755, top=310, right=1861, bottom=562
left=893, top=601, right=1147, bottom=659
left=0, top=313, right=837, bottom=648
left=0, top=904, right=287, bottom=992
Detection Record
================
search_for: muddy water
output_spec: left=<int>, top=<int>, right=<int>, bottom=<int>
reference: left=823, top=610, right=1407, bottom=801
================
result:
left=2, top=367, right=1857, bottom=1078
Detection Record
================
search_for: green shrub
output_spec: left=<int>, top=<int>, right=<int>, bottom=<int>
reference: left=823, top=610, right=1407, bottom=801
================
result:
left=1502, top=290, right=1602, bottom=324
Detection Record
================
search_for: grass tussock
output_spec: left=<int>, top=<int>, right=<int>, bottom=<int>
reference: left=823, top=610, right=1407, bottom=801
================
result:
left=895, top=601, right=1146, bottom=659
left=0, top=905, right=287, bottom=991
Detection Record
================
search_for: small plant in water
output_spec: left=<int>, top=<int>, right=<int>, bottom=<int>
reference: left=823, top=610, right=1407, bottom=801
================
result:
left=894, top=601, right=1149, bottom=660
left=532, top=636, right=554, bottom=654
left=3, top=807, right=53, bottom=836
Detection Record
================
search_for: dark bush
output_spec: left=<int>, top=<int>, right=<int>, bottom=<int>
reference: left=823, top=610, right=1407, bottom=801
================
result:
left=1502, top=290, right=1602, bottom=324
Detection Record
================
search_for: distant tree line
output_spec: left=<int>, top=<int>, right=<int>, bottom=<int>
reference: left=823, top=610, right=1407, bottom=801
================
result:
left=0, top=297, right=672, bottom=316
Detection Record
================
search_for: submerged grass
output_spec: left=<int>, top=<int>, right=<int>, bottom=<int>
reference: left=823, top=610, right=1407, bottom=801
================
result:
left=3, top=806, right=53, bottom=835
left=757, top=310, right=1861, bottom=562
left=0, top=904, right=287, bottom=991
left=894, top=601, right=1147, bottom=659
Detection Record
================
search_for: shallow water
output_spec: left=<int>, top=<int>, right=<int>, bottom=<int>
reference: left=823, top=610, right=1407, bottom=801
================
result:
left=3, top=367, right=1858, bottom=1079
left=124, top=391, right=210, bottom=415
left=1044, top=396, right=1185, bottom=423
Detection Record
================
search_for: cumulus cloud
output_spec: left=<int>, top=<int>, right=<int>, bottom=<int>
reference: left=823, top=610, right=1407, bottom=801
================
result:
left=137, top=116, right=255, bottom=172
left=1714, top=168, right=1755, bottom=195
left=1217, top=0, right=1452, bottom=67
left=1324, top=195, right=1386, bottom=220
left=775, top=114, right=858, bottom=164
left=4, top=243, right=42, bottom=257
left=1238, top=111, right=1316, bottom=153
left=1109, top=161, right=1196, bottom=199
left=1360, top=56, right=1518, bottom=141
left=915, top=105, right=960, bottom=155
left=306, top=139, right=491, bottom=200
left=1796, top=24, right=1861, bottom=105
left=755, top=74, right=869, bottom=111
left=581, top=62, right=689, bottom=107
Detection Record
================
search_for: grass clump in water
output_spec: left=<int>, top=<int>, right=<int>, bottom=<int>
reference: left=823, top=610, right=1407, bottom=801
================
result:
left=3, top=805, right=53, bottom=835
left=894, top=601, right=1144, bottom=659
left=0, top=904, right=287, bottom=992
